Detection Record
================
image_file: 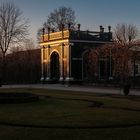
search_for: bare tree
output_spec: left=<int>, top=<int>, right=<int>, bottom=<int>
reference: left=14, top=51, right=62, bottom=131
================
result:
left=0, top=2, right=28, bottom=81
left=37, top=6, right=76, bottom=44
left=43, top=6, right=76, bottom=31
left=114, top=23, right=138, bottom=47
left=23, top=38, right=37, bottom=50
left=113, top=23, right=139, bottom=84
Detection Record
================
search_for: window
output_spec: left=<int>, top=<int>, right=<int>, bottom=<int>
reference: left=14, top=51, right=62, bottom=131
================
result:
left=134, top=64, right=139, bottom=75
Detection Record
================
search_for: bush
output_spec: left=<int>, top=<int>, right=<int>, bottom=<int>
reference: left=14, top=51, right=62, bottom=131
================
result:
left=123, top=84, right=131, bottom=95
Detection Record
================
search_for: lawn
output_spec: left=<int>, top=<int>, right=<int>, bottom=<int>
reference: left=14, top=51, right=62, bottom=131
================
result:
left=0, top=88, right=140, bottom=140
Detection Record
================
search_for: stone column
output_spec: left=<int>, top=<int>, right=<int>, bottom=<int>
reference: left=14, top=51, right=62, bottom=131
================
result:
left=40, top=46, right=45, bottom=81
left=45, top=45, right=51, bottom=81
left=66, top=43, right=73, bottom=82
left=59, top=43, right=64, bottom=82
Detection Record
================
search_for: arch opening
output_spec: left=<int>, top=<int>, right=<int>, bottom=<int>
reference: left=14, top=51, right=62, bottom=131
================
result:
left=50, top=52, right=60, bottom=82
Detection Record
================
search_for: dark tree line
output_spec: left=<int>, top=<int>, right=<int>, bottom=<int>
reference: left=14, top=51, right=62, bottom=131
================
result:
left=5, top=49, right=41, bottom=84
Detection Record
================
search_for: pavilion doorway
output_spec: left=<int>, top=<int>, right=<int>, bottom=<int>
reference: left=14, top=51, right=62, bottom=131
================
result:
left=50, top=51, right=60, bottom=81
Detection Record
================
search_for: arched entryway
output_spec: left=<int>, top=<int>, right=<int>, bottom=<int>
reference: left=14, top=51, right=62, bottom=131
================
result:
left=82, top=49, right=98, bottom=82
left=50, top=51, right=60, bottom=81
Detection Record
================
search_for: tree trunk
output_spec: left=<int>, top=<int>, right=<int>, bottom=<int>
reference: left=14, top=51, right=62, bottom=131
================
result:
left=1, top=52, right=7, bottom=84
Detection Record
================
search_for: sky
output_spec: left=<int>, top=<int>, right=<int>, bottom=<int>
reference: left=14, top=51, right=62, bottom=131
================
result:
left=1, top=0, right=140, bottom=45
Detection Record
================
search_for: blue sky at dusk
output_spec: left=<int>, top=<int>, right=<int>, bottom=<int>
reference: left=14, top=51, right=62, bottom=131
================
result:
left=2, top=0, right=140, bottom=45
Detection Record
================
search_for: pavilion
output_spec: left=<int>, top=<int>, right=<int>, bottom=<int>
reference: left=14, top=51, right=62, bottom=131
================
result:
left=39, top=24, right=112, bottom=84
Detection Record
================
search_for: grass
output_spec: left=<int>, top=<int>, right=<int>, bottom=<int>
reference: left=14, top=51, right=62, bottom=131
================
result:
left=0, top=88, right=140, bottom=139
